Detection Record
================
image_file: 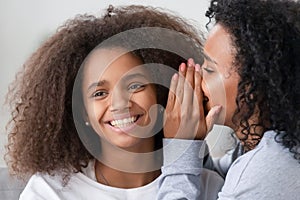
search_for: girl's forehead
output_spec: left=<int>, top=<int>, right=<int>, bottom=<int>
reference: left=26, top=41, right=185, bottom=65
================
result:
left=82, top=48, right=149, bottom=85
left=84, top=47, right=129, bottom=70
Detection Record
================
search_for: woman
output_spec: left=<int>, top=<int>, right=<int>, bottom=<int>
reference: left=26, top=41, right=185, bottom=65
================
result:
left=158, top=0, right=300, bottom=199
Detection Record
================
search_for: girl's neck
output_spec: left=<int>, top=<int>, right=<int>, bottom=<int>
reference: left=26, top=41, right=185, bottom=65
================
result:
left=95, top=160, right=161, bottom=188
left=94, top=137, right=162, bottom=188
left=98, top=137, right=162, bottom=172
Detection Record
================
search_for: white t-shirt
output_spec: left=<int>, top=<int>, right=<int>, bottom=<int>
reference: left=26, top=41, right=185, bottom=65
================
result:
left=20, top=160, right=160, bottom=200
left=20, top=158, right=224, bottom=200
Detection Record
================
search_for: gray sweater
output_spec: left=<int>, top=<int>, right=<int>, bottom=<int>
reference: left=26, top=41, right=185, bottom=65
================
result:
left=157, top=130, right=300, bottom=200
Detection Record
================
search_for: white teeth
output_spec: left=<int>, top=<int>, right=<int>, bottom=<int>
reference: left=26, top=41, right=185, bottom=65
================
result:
left=110, top=116, right=137, bottom=128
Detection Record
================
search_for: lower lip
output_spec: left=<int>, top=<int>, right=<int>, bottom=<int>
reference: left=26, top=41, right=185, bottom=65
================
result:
left=107, top=123, right=136, bottom=134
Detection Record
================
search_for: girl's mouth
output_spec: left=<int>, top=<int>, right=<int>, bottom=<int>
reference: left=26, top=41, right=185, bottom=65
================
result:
left=108, top=115, right=141, bottom=128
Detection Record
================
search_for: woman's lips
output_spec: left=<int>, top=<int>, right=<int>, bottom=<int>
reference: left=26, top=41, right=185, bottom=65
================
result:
left=203, top=96, right=209, bottom=116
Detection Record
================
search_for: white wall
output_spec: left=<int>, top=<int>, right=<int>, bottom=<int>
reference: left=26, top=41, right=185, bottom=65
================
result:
left=0, top=0, right=235, bottom=167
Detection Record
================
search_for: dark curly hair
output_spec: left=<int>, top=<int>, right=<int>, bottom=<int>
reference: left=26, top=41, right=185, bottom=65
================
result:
left=206, top=0, right=300, bottom=157
left=5, top=5, right=204, bottom=181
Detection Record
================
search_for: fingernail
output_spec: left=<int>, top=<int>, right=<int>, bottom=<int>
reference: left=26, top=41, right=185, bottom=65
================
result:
left=188, top=58, right=194, bottom=67
left=172, top=73, right=178, bottom=80
left=195, top=64, right=200, bottom=72
left=180, top=63, right=186, bottom=72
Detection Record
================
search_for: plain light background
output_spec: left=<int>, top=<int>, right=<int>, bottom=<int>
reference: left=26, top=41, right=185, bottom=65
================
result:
left=0, top=0, right=235, bottom=167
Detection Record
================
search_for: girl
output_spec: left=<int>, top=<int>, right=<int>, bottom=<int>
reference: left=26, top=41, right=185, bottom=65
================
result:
left=5, top=5, right=222, bottom=199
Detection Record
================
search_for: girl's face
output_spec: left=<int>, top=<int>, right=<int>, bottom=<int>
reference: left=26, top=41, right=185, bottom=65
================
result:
left=82, top=48, right=157, bottom=151
left=202, top=24, right=240, bottom=129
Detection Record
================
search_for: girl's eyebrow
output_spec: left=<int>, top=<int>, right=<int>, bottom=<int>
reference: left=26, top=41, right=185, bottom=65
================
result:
left=87, top=73, right=148, bottom=91
left=121, top=73, right=149, bottom=82
left=87, top=80, right=106, bottom=91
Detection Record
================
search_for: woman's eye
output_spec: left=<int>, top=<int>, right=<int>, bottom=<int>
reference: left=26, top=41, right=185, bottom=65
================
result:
left=128, top=83, right=145, bottom=92
left=91, top=90, right=108, bottom=98
left=203, top=66, right=214, bottom=73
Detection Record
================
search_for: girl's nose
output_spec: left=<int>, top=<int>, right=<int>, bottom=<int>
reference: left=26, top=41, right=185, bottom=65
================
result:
left=109, top=88, right=132, bottom=112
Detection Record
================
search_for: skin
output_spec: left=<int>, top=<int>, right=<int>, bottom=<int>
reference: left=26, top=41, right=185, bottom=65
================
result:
left=82, top=48, right=161, bottom=188
left=203, top=24, right=263, bottom=144
left=164, top=23, right=239, bottom=140
left=164, top=58, right=222, bottom=140
left=82, top=48, right=157, bottom=152
left=202, top=23, right=239, bottom=129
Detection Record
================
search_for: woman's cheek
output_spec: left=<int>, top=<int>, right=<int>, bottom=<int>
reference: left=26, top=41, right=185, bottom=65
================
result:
left=203, top=76, right=226, bottom=107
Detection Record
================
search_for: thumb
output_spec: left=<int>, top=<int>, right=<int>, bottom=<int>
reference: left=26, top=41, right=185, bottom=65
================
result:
left=206, top=105, right=222, bottom=133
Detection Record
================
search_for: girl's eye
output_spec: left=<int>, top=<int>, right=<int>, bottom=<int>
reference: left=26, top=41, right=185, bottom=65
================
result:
left=91, top=90, right=108, bottom=99
left=128, top=83, right=146, bottom=92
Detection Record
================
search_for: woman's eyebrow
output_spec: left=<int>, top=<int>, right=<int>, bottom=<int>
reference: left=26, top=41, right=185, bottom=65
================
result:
left=203, top=53, right=217, bottom=65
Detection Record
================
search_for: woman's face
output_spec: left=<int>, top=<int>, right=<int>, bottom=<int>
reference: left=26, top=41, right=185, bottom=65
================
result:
left=82, top=48, right=157, bottom=151
left=202, top=24, right=240, bottom=128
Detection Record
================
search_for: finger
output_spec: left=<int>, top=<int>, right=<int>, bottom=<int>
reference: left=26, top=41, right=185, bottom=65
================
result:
left=205, top=105, right=222, bottom=133
left=166, top=73, right=178, bottom=112
left=194, top=63, right=204, bottom=120
left=187, top=58, right=195, bottom=68
left=186, top=58, right=195, bottom=88
left=175, top=63, right=186, bottom=103
left=183, top=59, right=195, bottom=106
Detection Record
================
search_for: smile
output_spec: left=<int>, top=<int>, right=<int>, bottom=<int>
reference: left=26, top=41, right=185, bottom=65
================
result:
left=109, top=115, right=140, bottom=128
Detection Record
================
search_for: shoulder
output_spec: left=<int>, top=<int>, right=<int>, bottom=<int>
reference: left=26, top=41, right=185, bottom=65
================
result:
left=234, top=131, right=300, bottom=174
left=220, top=131, right=300, bottom=199
left=19, top=172, right=88, bottom=200
left=20, top=173, right=65, bottom=200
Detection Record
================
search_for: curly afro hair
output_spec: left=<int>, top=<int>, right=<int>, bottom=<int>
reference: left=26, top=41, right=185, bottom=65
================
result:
left=5, top=5, right=204, bottom=181
left=206, top=0, right=300, bottom=156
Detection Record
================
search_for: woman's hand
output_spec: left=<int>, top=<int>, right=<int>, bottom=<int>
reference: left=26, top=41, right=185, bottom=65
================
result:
left=164, top=58, right=222, bottom=140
